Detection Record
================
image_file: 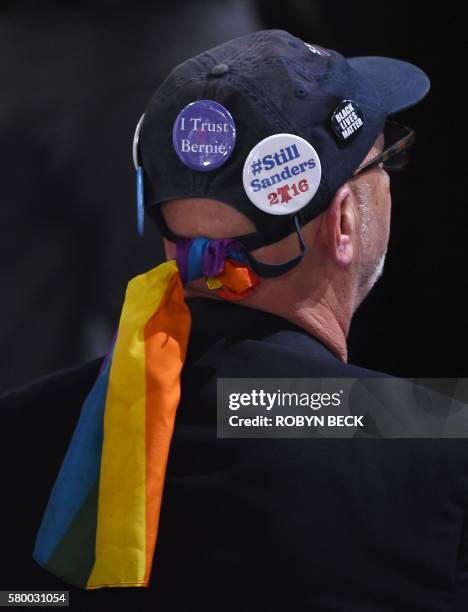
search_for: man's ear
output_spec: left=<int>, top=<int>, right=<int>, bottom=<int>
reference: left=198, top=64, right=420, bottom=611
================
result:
left=163, top=238, right=176, bottom=260
left=322, top=183, right=355, bottom=266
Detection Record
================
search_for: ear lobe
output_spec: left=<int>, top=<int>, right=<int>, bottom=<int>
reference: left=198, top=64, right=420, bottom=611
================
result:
left=326, top=184, right=354, bottom=266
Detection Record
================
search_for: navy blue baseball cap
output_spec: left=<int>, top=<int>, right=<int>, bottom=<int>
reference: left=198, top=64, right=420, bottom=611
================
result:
left=137, top=29, right=430, bottom=277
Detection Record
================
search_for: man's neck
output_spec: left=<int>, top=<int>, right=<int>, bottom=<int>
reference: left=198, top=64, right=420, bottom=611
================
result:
left=285, top=302, right=349, bottom=363
left=183, top=285, right=349, bottom=363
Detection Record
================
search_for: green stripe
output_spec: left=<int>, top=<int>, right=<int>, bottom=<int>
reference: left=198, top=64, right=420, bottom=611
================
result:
left=43, top=480, right=99, bottom=588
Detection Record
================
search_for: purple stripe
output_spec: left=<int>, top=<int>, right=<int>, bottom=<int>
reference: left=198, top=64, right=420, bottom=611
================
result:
left=175, top=237, right=247, bottom=282
left=202, top=239, right=242, bottom=277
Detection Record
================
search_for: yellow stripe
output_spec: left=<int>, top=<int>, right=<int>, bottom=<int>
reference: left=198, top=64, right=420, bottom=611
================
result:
left=87, top=260, right=179, bottom=588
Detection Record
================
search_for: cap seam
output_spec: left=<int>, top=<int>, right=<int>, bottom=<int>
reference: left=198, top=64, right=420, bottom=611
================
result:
left=253, top=56, right=385, bottom=114
left=202, top=32, right=264, bottom=66
left=226, top=70, right=299, bottom=134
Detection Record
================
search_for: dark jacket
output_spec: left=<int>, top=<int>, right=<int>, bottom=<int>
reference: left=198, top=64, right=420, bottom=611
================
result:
left=1, top=297, right=467, bottom=611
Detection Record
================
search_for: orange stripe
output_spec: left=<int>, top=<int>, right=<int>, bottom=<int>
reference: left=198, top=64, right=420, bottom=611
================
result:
left=216, top=258, right=259, bottom=301
left=143, top=271, right=191, bottom=584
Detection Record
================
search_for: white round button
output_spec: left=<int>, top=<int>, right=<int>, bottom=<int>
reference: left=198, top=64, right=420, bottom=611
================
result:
left=242, top=133, right=322, bottom=215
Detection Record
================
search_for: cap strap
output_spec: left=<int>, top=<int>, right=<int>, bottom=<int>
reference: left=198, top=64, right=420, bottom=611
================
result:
left=152, top=205, right=307, bottom=279
left=241, top=215, right=307, bottom=278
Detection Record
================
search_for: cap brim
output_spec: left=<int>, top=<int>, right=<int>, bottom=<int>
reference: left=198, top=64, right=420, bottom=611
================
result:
left=347, top=56, right=431, bottom=115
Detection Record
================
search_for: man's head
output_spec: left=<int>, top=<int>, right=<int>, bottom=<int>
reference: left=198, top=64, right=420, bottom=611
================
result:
left=134, top=29, right=429, bottom=359
left=161, top=127, right=390, bottom=331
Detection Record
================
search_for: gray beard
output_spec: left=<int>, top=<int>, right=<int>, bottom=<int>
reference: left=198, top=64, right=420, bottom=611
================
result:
left=355, top=248, right=388, bottom=314
left=359, top=246, right=387, bottom=289
left=370, top=248, right=387, bottom=287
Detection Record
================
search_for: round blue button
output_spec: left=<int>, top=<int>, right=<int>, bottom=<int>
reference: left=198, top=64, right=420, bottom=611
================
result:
left=172, top=99, right=236, bottom=172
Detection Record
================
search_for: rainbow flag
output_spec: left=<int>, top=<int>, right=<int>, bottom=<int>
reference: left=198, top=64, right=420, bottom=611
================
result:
left=32, top=260, right=191, bottom=589
left=32, top=245, right=258, bottom=589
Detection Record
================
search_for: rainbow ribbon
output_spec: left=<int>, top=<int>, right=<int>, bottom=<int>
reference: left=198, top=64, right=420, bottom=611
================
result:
left=32, top=245, right=258, bottom=589
left=176, top=237, right=259, bottom=301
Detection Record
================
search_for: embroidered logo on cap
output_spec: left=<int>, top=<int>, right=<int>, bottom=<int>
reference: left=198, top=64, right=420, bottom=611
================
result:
left=304, top=43, right=331, bottom=57
left=331, top=99, right=364, bottom=143
left=242, top=134, right=322, bottom=216
left=172, top=99, right=236, bottom=171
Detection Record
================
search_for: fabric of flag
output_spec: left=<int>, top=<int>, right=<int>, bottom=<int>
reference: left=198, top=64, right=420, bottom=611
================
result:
left=175, top=236, right=259, bottom=300
left=32, top=243, right=259, bottom=589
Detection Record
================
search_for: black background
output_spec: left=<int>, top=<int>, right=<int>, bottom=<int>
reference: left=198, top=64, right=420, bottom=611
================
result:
left=0, top=1, right=462, bottom=389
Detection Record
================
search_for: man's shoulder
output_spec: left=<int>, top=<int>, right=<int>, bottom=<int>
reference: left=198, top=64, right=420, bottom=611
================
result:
left=0, top=356, right=105, bottom=519
left=190, top=327, right=391, bottom=378
left=0, top=357, right=107, bottom=593
left=0, top=356, right=105, bottom=421
left=185, top=298, right=392, bottom=378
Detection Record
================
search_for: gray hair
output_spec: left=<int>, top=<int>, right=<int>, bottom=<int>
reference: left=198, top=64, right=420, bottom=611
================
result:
left=352, top=180, right=387, bottom=289
left=353, top=181, right=372, bottom=243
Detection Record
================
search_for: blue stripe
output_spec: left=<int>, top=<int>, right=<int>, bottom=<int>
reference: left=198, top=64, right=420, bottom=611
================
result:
left=227, top=249, right=248, bottom=264
left=187, top=237, right=209, bottom=281
left=32, top=350, right=112, bottom=565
